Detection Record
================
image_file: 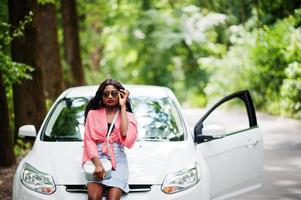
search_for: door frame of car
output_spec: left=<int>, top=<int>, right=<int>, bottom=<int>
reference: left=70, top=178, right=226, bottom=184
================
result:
left=194, top=90, right=257, bottom=143
left=194, top=90, right=263, bottom=199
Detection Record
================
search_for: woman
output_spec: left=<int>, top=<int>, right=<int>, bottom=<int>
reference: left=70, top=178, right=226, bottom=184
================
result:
left=82, top=79, right=138, bottom=200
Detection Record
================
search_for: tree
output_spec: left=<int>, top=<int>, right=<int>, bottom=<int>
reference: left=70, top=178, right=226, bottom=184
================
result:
left=1, top=0, right=33, bottom=166
left=8, top=0, right=63, bottom=140
left=0, top=71, right=15, bottom=167
left=9, top=1, right=63, bottom=102
left=36, top=2, right=64, bottom=100
left=61, top=0, right=85, bottom=86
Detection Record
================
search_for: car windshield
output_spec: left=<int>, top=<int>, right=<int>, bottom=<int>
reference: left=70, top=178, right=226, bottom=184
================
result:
left=42, top=96, right=185, bottom=142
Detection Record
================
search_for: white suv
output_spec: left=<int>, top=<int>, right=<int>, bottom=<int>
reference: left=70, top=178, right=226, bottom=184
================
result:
left=13, top=85, right=263, bottom=200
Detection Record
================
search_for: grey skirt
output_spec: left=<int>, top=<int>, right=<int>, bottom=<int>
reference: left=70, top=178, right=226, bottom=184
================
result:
left=88, top=142, right=130, bottom=193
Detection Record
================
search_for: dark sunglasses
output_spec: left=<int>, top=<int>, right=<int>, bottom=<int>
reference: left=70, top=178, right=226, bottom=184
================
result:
left=102, top=90, right=119, bottom=98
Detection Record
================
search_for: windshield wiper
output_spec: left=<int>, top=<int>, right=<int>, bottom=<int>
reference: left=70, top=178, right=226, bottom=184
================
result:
left=44, top=135, right=82, bottom=142
left=140, top=137, right=169, bottom=142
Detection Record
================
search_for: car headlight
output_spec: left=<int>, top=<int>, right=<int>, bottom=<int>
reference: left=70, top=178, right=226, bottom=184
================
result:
left=21, top=163, right=56, bottom=194
left=161, top=166, right=200, bottom=194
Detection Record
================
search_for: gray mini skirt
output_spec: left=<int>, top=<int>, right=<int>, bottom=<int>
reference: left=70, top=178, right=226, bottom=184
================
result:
left=88, top=142, right=130, bottom=193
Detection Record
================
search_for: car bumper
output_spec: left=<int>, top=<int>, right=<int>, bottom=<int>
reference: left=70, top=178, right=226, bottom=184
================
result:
left=13, top=182, right=208, bottom=200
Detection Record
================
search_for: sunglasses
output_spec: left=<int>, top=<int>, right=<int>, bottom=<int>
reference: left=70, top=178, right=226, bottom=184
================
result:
left=102, top=90, right=119, bottom=98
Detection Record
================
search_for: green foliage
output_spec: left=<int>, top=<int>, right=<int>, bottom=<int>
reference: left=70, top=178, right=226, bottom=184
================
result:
left=77, top=1, right=227, bottom=105
left=48, top=0, right=301, bottom=120
left=0, top=11, right=34, bottom=136
left=206, top=8, right=301, bottom=119
left=197, top=0, right=255, bottom=24
left=0, top=11, right=34, bottom=85
left=0, top=52, right=33, bottom=85
left=256, top=0, right=301, bottom=24
left=0, top=4, right=34, bottom=149
left=46, top=98, right=54, bottom=111
left=0, top=11, right=33, bottom=48
left=204, top=26, right=254, bottom=98
left=14, top=139, right=32, bottom=157
left=199, top=0, right=301, bottom=25
left=280, top=62, right=301, bottom=118
left=250, top=12, right=301, bottom=117
left=37, top=0, right=56, bottom=5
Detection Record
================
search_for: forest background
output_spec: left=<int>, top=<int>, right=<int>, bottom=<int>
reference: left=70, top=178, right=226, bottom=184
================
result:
left=0, top=0, right=301, bottom=167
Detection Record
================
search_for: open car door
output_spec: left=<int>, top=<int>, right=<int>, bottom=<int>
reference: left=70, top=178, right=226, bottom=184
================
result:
left=194, top=90, right=263, bottom=200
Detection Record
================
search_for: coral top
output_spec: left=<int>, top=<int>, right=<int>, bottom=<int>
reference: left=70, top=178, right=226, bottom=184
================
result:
left=82, top=108, right=138, bottom=169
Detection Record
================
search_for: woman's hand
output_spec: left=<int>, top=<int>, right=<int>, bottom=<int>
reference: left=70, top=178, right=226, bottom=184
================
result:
left=93, top=165, right=106, bottom=179
left=118, top=89, right=130, bottom=107
left=119, top=89, right=130, bottom=136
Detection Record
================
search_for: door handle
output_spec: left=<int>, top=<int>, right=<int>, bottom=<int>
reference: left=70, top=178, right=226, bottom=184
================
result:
left=245, top=139, right=259, bottom=148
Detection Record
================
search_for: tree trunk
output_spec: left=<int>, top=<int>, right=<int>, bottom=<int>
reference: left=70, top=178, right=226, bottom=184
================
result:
left=9, top=0, right=64, bottom=101
left=61, top=0, right=85, bottom=86
left=8, top=0, right=58, bottom=140
left=0, top=72, right=15, bottom=167
left=36, top=2, right=64, bottom=100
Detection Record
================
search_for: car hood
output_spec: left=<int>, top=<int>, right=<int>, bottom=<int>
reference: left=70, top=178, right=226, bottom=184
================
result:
left=26, top=141, right=196, bottom=185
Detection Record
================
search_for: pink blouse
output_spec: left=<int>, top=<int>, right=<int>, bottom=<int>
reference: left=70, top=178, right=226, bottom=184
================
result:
left=82, top=108, right=138, bottom=169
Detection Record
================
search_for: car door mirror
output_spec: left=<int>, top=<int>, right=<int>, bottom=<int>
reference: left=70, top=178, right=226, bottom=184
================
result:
left=194, top=123, right=226, bottom=143
left=18, top=125, right=37, bottom=139
left=202, top=124, right=226, bottom=139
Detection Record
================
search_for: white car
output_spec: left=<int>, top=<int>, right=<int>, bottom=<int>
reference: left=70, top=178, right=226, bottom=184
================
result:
left=13, top=85, right=263, bottom=200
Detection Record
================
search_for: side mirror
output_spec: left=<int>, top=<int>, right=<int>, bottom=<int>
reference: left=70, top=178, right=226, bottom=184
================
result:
left=202, top=124, right=226, bottom=139
left=18, top=125, right=37, bottom=139
left=194, top=123, right=226, bottom=143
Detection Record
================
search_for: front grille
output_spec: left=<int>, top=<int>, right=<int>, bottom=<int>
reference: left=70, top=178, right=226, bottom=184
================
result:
left=65, top=184, right=152, bottom=193
left=65, top=185, right=87, bottom=193
left=129, top=184, right=152, bottom=192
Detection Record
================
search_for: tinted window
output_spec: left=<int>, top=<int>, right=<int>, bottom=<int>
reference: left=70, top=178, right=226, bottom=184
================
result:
left=42, top=97, right=185, bottom=142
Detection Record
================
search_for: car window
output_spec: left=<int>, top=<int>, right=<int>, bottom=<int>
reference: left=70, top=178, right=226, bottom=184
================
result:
left=203, top=98, right=249, bottom=134
left=43, top=97, right=88, bottom=141
left=42, top=97, right=185, bottom=142
left=132, top=97, right=184, bottom=141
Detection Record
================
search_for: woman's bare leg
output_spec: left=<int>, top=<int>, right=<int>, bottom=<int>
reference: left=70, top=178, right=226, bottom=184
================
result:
left=87, top=182, right=104, bottom=200
left=107, top=187, right=123, bottom=200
